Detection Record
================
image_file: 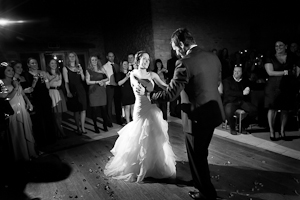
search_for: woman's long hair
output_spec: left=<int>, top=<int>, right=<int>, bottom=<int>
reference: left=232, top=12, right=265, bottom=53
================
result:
left=87, top=55, right=103, bottom=72
left=46, top=59, right=61, bottom=75
left=154, top=59, right=163, bottom=73
left=65, top=52, right=80, bottom=67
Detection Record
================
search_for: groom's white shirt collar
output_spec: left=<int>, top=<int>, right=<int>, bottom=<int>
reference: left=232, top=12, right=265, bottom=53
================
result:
left=186, top=44, right=197, bottom=55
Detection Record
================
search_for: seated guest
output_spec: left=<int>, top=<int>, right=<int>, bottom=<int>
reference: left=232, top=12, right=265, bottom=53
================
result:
left=222, top=65, right=257, bottom=135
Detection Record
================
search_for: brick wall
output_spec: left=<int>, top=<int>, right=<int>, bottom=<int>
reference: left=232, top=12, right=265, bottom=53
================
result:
left=150, top=0, right=252, bottom=67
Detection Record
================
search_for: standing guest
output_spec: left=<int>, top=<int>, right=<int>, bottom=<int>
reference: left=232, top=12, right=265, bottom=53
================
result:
left=11, top=61, right=33, bottom=96
left=0, top=63, right=37, bottom=161
left=219, top=48, right=232, bottom=80
left=264, top=40, right=299, bottom=140
left=103, top=52, right=122, bottom=126
left=137, top=28, right=225, bottom=200
left=116, top=60, right=135, bottom=124
left=128, top=53, right=136, bottom=71
left=222, top=66, right=257, bottom=135
left=45, top=59, right=67, bottom=139
left=62, top=52, right=87, bottom=135
left=167, top=49, right=180, bottom=118
left=289, top=42, right=300, bottom=58
left=154, top=59, right=168, bottom=120
left=86, top=55, right=109, bottom=133
left=26, top=57, right=55, bottom=146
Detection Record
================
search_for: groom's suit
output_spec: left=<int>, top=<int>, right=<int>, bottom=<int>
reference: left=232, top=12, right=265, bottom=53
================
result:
left=150, top=46, right=225, bottom=200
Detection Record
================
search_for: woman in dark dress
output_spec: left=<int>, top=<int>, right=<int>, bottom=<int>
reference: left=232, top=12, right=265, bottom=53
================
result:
left=116, top=60, right=135, bottom=124
left=86, top=55, right=109, bottom=133
left=154, top=59, right=168, bottom=120
left=25, top=57, right=55, bottom=146
left=62, top=52, right=87, bottom=135
left=264, top=40, right=299, bottom=140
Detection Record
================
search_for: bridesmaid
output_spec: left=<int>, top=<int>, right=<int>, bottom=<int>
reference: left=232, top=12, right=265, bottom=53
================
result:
left=86, top=55, right=109, bottom=133
left=62, top=52, right=87, bottom=135
left=0, top=63, right=37, bottom=161
left=45, top=59, right=68, bottom=139
left=26, top=57, right=55, bottom=146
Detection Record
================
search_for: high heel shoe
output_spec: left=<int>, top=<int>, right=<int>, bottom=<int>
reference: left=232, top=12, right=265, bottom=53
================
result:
left=269, top=131, right=277, bottom=141
left=270, top=136, right=277, bottom=141
left=279, top=132, right=285, bottom=140
left=94, top=126, right=100, bottom=133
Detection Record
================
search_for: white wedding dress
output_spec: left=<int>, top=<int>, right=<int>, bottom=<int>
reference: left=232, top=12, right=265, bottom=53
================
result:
left=104, top=77, right=176, bottom=182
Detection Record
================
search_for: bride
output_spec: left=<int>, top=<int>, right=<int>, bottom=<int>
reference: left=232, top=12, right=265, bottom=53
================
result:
left=104, top=51, right=176, bottom=182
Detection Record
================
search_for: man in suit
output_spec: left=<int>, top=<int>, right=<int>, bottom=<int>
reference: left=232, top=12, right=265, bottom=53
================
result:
left=137, top=28, right=225, bottom=200
left=103, top=52, right=122, bottom=126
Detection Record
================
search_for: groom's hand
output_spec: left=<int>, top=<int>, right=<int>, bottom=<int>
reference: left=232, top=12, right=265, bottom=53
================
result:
left=136, top=84, right=146, bottom=96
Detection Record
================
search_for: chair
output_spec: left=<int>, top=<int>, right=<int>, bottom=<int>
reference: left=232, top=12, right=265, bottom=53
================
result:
left=234, top=109, right=247, bottom=133
left=222, top=109, right=247, bottom=133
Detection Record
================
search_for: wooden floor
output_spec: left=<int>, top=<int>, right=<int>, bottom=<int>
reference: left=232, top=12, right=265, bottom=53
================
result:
left=7, top=121, right=300, bottom=200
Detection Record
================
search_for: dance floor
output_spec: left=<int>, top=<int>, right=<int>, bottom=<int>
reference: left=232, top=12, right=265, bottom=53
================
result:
left=5, top=113, right=300, bottom=200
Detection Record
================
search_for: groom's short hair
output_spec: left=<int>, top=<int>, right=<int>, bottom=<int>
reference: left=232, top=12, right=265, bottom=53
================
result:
left=171, top=28, right=196, bottom=48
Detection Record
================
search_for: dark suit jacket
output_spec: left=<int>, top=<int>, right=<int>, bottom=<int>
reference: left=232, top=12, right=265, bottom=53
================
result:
left=151, top=46, right=225, bottom=133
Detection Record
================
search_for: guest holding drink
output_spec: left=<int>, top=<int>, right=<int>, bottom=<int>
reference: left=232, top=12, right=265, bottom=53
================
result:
left=0, top=62, right=37, bottom=161
left=116, top=60, right=135, bottom=124
left=26, top=57, right=55, bottom=147
left=62, top=52, right=87, bottom=135
left=45, top=59, right=67, bottom=139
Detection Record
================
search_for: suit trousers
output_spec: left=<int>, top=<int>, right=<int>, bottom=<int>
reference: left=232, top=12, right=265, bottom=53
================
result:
left=185, top=125, right=217, bottom=200
left=224, top=101, right=257, bottom=130
left=106, top=85, right=122, bottom=125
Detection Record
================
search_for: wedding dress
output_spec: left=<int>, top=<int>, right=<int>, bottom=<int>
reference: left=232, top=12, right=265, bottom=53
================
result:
left=104, top=77, right=176, bottom=182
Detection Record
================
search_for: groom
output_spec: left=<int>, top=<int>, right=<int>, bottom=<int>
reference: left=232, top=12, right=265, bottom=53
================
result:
left=137, top=28, right=225, bottom=200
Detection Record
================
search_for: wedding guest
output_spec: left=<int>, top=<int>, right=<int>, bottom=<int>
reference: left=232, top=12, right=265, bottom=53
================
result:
left=154, top=59, right=168, bottom=120
left=0, top=63, right=37, bottom=161
left=167, top=49, right=180, bottom=118
left=11, top=61, right=33, bottom=95
left=128, top=53, right=136, bottom=71
left=116, top=60, right=135, bottom=124
left=222, top=65, right=257, bottom=135
left=103, top=52, right=122, bottom=126
left=26, top=57, right=55, bottom=146
left=45, top=59, right=67, bottom=139
left=264, top=40, right=299, bottom=140
left=86, top=55, right=109, bottom=133
left=219, top=48, right=232, bottom=80
left=62, top=52, right=87, bottom=135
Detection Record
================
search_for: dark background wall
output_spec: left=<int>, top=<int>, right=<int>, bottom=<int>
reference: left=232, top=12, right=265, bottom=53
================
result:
left=0, top=0, right=299, bottom=67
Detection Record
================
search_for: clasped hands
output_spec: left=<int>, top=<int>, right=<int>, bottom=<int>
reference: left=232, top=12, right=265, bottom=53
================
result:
left=136, top=84, right=146, bottom=96
left=243, top=87, right=250, bottom=95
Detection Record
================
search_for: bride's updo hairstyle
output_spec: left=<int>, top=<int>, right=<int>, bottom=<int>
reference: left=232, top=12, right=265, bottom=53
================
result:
left=134, top=50, right=148, bottom=67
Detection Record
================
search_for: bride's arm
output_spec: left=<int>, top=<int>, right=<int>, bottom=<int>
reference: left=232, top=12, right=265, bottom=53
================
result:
left=151, top=72, right=168, bottom=90
left=130, top=70, right=139, bottom=88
